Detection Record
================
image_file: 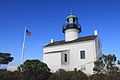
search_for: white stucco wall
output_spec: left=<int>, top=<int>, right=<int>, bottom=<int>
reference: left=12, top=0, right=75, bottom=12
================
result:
left=43, top=52, right=61, bottom=72
left=65, top=29, right=79, bottom=41
left=43, top=39, right=101, bottom=74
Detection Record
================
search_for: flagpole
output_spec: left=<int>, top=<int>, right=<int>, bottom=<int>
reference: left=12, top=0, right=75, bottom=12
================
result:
left=21, top=26, right=26, bottom=65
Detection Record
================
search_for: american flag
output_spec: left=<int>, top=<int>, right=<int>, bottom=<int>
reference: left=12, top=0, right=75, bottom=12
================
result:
left=26, top=29, right=31, bottom=36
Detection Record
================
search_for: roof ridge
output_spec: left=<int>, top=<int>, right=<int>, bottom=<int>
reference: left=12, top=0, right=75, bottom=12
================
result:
left=44, top=35, right=97, bottom=47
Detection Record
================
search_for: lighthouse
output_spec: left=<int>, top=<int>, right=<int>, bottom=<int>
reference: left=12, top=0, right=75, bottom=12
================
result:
left=43, top=13, right=102, bottom=74
left=63, top=14, right=81, bottom=41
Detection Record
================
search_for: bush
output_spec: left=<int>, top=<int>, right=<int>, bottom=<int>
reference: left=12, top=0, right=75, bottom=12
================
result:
left=48, top=69, right=88, bottom=80
left=0, top=71, right=22, bottom=80
left=89, top=73, right=107, bottom=80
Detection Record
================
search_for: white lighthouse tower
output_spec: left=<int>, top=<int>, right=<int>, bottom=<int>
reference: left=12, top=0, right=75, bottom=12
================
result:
left=63, top=14, right=81, bottom=41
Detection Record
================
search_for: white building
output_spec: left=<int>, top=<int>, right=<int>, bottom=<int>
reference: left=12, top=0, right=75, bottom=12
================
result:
left=43, top=14, right=102, bottom=74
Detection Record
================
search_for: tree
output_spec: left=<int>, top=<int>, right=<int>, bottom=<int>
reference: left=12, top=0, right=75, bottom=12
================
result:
left=18, top=59, right=51, bottom=80
left=93, top=54, right=119, bottom=74
left=0, top=52, right=13, bottom=70
left=0, top=52, right=13, bottom=64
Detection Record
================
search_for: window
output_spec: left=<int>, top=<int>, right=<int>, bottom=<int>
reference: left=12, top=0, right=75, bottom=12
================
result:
left=80, top=50, right=85, bottom=59
left=61, top=50, right=69, bottom=65
left=64, top=54, right=67, bottom=62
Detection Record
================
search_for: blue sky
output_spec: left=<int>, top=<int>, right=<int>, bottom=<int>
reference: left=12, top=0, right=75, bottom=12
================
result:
left=0, top=0, right=120, bottom=68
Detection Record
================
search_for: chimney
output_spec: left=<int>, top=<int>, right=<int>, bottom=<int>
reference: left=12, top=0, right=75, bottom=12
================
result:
left=50, top=39, right=54, bottom=43
left=94, top=30, right=98, bottom=36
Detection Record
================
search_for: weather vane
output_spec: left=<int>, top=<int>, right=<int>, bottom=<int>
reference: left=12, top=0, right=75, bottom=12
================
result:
left=69, top=9, right=73, bottom=15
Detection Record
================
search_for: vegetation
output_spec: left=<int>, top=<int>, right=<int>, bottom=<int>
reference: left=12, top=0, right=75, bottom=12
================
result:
left=90, top=54, right=120, bottom=80
left=48, top=69, right=88, bottom=80
left=0, top=52, right=13, bottom=64
left=93, top=54, right=119, bottom=74
left=18, top=59, right=51, bottom=80
left=0, top=52, right=13, bottom=71
left=0, top=54, right=120, bottom=80
left=0, top=71, right=22, bottom=80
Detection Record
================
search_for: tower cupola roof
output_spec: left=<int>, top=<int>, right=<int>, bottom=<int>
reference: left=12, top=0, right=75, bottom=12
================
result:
left=66, top=14, right=77, bottom=19
left=63, top=13, right=81, bottom=33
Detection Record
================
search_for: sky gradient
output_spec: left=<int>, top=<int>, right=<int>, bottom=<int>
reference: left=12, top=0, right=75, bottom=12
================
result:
left=0, top=0, right=120, bottom=70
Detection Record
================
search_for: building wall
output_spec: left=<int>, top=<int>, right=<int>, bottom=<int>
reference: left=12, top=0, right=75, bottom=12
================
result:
left=43, top=39, right=100, bottom=74
left=95, top=37, right=102, bottom=59
left=65, top=29, right=79, bottom=41
left=43, top=52, right=61, bottom=72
